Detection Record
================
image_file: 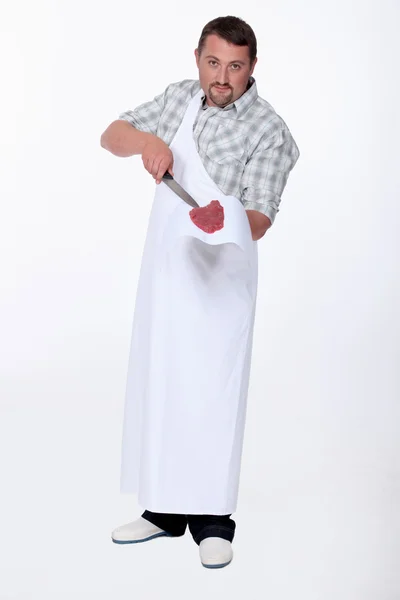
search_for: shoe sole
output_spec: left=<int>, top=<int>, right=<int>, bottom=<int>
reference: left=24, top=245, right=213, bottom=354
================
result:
left=201, top=558, right=232, bottom=569
left=112, top=531, right=173, bottom=544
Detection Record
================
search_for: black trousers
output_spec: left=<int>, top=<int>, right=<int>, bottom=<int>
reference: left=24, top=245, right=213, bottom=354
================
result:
left=142, top=510, right=236, bottom=545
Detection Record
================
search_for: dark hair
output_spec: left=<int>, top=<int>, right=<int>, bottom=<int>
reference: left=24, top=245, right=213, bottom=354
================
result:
left=197, top=16, right=257, bottom=65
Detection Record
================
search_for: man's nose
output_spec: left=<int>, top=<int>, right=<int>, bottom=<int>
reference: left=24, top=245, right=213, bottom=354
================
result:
left=217, top=66, right=229, bottom=84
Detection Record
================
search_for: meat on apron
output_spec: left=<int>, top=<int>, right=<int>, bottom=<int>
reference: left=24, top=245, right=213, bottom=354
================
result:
left=190, top=200, right=225, bottom=233
left=120, top=89, right=259, bottom=515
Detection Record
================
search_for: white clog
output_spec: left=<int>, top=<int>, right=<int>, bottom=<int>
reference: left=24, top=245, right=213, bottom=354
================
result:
left=199, top=537, right=233, bottom=569
left=111, top=517, right=171, bottom=544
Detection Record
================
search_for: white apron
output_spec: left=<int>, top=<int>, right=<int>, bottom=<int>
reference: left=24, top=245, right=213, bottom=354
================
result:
left=120, top=89, right=258, bottom=515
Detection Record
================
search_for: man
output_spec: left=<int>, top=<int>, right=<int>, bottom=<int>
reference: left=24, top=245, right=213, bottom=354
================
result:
left=101, top=16, right=299, bottom=569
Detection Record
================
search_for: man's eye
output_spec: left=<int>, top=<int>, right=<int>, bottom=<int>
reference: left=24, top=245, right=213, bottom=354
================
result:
left=231, top=64, right=241, bottom=70
left=209, top=60, right=218, bottom=66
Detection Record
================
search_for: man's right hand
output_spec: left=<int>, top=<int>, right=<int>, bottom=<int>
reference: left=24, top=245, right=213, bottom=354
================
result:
left=141, top=136, right=174, bottom=184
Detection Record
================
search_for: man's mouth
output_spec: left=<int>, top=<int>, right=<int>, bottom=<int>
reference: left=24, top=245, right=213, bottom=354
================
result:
left=214, top=85, right=231, bottom=92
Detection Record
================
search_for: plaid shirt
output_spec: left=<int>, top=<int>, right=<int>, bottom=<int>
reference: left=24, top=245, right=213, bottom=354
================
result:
left=118, top=77, right=299, bottom=224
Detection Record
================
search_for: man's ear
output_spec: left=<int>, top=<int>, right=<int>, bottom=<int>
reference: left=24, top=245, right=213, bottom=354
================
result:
left=250, top=57, right=258, bottom=76
left=194, top=48, right=200, bottom=68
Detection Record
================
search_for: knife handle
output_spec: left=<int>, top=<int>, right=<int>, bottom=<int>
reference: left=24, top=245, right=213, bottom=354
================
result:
left=163, top=171, right=173, bottom=180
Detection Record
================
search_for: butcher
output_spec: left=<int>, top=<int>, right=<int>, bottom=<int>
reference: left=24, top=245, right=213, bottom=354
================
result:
left=101, top=15, right=300, bottom=569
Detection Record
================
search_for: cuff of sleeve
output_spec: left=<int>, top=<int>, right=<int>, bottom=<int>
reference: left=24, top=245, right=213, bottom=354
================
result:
left=242, top=201, right=277, bottom=225
left=118, top=113, right=146, bottom=131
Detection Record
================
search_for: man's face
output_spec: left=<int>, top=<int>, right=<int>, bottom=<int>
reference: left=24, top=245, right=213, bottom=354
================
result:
left=195, top=34, right=257, bottom=108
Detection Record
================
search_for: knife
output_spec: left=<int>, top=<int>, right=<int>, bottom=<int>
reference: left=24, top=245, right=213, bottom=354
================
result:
left=162, top=172, right=200, bottom=208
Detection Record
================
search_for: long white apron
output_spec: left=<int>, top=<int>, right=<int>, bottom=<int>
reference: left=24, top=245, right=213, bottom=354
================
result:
left=120, top=89, right=258, bottom=515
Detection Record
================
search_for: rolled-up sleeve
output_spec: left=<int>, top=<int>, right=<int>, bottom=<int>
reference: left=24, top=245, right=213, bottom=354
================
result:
left=118, top=88, right=168, bottom=135
left=241, top=124, right=300, bottom=225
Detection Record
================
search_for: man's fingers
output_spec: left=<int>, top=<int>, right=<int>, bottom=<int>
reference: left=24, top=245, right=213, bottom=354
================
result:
left=155, top=160, right=170, bottom=184
left=152, top=158, right=165, bottom=184
left=143, top=151, right=174, bottom=183
left=144, top=155, right=154, bottom=175
left=155, top=158, right=172, bottom=184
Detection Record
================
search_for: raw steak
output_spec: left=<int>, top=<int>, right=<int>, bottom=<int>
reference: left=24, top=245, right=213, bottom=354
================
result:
left=189, top=200, right=224, bottom=233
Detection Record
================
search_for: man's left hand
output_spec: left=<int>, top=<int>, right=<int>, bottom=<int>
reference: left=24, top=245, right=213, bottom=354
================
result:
left=246, top=210, right=271, bottom=241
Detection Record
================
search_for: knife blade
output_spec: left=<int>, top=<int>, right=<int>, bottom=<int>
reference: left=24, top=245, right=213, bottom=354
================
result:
left=162, top=172, right=200, bottom=208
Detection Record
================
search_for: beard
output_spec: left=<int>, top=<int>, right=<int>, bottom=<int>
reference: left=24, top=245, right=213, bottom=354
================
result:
left=208, top=83, right=234, bottom=107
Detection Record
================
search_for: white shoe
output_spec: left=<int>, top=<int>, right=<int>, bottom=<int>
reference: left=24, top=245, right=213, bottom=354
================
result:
left=111, top=517, right=171, bottom=544
left=199, top=537, right=233, bottom=569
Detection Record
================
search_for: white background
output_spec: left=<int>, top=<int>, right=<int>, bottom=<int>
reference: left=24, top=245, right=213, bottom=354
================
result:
left=1, top=0, right=399, bottom=598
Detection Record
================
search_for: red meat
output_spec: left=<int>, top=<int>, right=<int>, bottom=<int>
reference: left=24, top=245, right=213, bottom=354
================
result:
left=189, top=200, right=224, bottom=233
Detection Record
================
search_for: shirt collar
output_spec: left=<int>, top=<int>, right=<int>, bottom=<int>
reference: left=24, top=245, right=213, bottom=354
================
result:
left=200, top=76, right=258, bottom=117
